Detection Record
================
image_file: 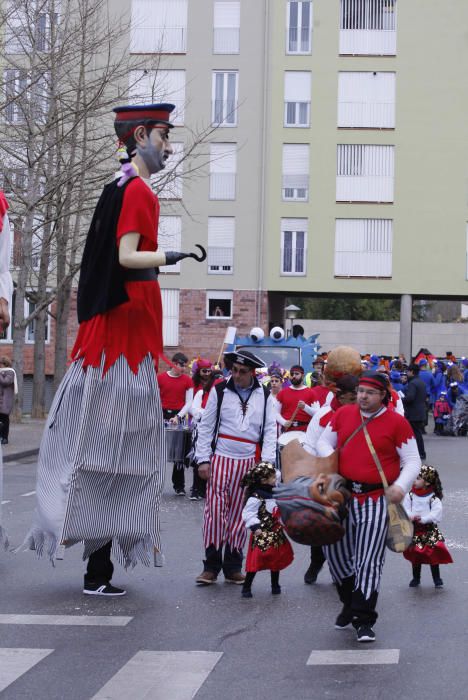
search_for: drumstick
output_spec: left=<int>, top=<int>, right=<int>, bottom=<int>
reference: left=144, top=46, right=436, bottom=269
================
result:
left=288, top=402, right=301, bottom=425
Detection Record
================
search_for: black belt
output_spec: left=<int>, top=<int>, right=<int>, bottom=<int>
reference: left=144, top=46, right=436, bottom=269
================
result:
left=288, top=421, right=308, bottom=428
left=123, top=267, right=159, bottom=281
left=347, top=480, right=384, bottom=495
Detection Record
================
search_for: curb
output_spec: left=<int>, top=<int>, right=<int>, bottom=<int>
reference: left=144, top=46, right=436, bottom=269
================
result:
left=4, top=449, right=40, bottom=463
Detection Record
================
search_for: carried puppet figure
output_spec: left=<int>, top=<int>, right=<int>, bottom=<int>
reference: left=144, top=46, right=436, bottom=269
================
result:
left=241, top=461, right=294, bottom=598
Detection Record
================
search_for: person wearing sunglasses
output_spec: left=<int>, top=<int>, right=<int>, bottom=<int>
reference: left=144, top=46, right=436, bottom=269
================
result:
left=194, top=350, right=277, bottom=586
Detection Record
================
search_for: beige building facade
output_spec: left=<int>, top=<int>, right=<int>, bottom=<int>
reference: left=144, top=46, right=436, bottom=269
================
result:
left=104, top=1, right=468, bottom=358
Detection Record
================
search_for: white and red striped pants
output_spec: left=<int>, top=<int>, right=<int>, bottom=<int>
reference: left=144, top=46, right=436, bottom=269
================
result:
left=203, top=453, right=255, bottom=551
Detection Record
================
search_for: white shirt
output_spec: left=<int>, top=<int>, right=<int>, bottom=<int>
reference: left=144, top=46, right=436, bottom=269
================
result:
left=0, top=214, right=13, bottom=302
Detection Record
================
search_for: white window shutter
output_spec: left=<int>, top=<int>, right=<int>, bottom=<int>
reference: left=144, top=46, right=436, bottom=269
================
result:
left=210, top=143, right=237, bottom=199
left=282, top=144, right=309, bottom=198
left=338, top=71, right=395, bottom=128
left=284, top=71, right=311, bottom=101
left=161, top=288, right=180, bottom=346
left=208, top=217, right=235, bottom=274
left=334, top=218, right=393, bottom=277
left=336, top=144, right=394, bottom=202
left=131, top=0, right=187, bottom=53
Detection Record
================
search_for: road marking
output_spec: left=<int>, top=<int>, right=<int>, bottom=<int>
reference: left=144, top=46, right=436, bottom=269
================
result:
left=20, top=491, right=36, bottom=497
left=0, top=648, right=54, bottom=692
left=91, top=650, right=223, bottom=700
left=307, top=649, right=400, bottom=665
left=1, top=500, right=10, bottom=505
left=0, top=614, right=132, bottom=627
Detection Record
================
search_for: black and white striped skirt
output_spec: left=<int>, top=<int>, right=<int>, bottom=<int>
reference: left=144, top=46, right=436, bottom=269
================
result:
left=24, top=354, right=166, bottom=568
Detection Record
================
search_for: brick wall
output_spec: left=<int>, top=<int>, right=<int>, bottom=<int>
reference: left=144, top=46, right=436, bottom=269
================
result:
left=174, top=288, right=268, bottom=366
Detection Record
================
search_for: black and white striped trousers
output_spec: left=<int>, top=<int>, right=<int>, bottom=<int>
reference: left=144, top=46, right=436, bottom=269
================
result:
left=324, top=495, right=388, bottom=600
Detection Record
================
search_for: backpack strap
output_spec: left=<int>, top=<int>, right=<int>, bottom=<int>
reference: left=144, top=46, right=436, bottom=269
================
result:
left=211, top=380, right=227, bottom=453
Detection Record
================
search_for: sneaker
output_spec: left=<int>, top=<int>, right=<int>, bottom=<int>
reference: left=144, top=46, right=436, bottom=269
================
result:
left=195, top=571, right=218, bottom=585
left=83, top=583, right=126, bottom=596
left=241, top=588, right=253, bottom=598
left=271, top=585, right=282, bottom=595
left=356, top=625, right=376, bottom=643
left=188, top=491, right=199, bottom=501
left=1, top=438, right=8, bottom=445
left=335, top=609, right=353, bottom=629
left=224, top=572, right=245, bottom=585
left=409, top=578, right=421, bottom=588
left=304, top=564, right=322, bottom=585
left=174, top=489, right=186, bottom=497
left=433, top=578, right=444, bottom=588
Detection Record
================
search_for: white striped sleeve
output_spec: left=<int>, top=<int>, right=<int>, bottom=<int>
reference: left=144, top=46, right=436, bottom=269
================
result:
left=0, top=215, right=13, bottom=301
left=316, top=423, right=337, bottom=457
left=394, top=438, right=421, bottom=494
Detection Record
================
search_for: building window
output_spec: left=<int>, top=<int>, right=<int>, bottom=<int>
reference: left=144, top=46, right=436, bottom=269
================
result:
left=334, top=218, right=393, bottom=277
left=336, top=144, right=394, bottom=202
left=209, top=143, right=237, bottom=199
left=338, top=71, right=395, bottom=129
left=282, top=144, right=309, bottom=201
left=208, top=217, right=235, bottom=274
left=160, top=288, right=180, bottom=346
left=129, top=69, right=185, bottom=126
left=286, top=1, right=312, bottom=54
left=340, top=0, right=397, bottom=56
left=284, top=71, right=311, bottom=127
left=206, top=290, right=233, bottom=318
left=281, top=219, right=307, bottom=275
left=130, top=0, right=188, bottom=53
left=4, top=4, right=58, bottom=54
left=154, top=142, right=184, bottom=199
left=25, top=295, right=51, bottom=344
left=213, top=1, right=240, bottom=54
left=159, top=217, right=182, bottom=273
left=212, top=71, right=238, bottom=127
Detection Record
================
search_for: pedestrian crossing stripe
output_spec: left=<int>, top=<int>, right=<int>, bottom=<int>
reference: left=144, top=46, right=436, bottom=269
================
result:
left=307, top=649, right=400, bottom=665
left=91, top=651, right=224, bottom=700
left=0, top=614, right=132, bottom=626
left=0, top=648, right=54, bottom=693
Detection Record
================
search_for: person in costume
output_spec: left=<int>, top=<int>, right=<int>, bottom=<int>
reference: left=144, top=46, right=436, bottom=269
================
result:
left=194, top=350, right=277, bottom=586
left=403, top=465, right=452, bottom=587
left=0, top=190, right=13, bottom=551
left=317, top=371, right=421, bottom=643
left=433, top=391, right=452, bottom=435
left=157, top=352, right=193, bottom=496
left=25, top=103, right=205, bottom=596
left=275, top=365, right=330, bottom=433
left=240, top=461, right=293, bottom=598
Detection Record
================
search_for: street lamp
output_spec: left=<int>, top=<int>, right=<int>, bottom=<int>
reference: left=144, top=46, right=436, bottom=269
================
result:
left=284, top=304, right=301, bottom=337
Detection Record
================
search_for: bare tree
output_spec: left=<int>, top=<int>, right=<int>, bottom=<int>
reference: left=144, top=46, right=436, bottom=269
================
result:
left=0, top=0, right=218, bottom=417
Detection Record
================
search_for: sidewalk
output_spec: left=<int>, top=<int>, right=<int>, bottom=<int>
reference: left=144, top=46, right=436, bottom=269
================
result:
left=2, top=418, right=46, bottom=462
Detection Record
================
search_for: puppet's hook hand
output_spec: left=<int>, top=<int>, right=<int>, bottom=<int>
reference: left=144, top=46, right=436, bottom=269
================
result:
left=164, top=245, right=207, bottom=266
left=188, top=244, right=207, bottom=262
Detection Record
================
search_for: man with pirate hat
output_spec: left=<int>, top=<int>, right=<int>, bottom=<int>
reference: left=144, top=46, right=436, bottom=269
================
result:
left=317, top=370, right=420, bottom=642
left=195, top=350, right=277, bottom=585
left=24, top=103, right=205, bottom=595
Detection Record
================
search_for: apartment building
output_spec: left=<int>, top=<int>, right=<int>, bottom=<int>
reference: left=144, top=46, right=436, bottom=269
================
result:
left=3, top=0, right=468, bottom=376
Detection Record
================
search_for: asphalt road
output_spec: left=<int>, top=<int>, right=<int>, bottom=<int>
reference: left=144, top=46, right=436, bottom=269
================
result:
left=1, top=431, right=467, bottom=700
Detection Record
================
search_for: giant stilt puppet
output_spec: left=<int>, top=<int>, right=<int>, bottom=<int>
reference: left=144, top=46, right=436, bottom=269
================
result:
left=24, top=104, right=205, bottom=595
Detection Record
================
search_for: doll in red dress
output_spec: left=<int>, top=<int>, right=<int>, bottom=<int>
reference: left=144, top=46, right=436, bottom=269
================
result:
left=241, top=462, right=294, bottom=598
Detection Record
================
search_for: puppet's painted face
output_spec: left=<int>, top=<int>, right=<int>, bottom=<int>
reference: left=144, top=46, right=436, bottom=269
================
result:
left=136, top=126, right=173, bottom=174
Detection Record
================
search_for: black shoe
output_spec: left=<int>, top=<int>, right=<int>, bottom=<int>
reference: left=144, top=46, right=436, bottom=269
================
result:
left=304, top=564, right=322, bottom=585
left=83, top=583, right=126, bottom=596
left=433, top=578, right=444, bottom=588
left=356, top=625, right=376, bottom=643
left=188, top=490, right=199, bottom=501
left=241, top=588, right=252, bottom=598
left=409, top=578, right=421, bottom=588
left=271, top=585, right=281, bottom=595
left=335, top=609, right=353, bottom=629
left=1, top=438, right=7, bottom=445
left=174, top=488, right=186, bottom=497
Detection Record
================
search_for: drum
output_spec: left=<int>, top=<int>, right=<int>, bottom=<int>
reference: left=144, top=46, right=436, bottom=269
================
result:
left=277, top=430, right=306, bottom=472
left=165, top=426, right=192, bottom=463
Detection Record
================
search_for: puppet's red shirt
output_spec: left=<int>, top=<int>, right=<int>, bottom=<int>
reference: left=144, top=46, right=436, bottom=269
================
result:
left=72, top=177, right=163, bottom=374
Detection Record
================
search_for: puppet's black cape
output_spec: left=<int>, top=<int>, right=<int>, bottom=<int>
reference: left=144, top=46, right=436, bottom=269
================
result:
left=77, top=177, right=135, bottom=323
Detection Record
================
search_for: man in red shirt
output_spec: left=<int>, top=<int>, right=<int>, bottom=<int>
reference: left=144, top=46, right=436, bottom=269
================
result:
left=157, top=352, right=193, bottom=495
left=276, top=365, right=327, bottom=432
left=317, top=371, right=420, bottom=643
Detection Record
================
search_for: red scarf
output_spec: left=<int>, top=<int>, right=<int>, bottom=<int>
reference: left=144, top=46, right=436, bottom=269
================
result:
left=412, top=487, right=433, bottom=497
